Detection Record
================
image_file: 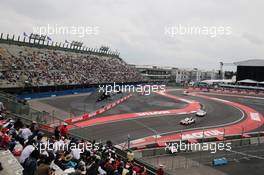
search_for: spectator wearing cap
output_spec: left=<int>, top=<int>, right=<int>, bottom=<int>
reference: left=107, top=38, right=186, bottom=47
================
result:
left=60, top=123, right=68, bottom=138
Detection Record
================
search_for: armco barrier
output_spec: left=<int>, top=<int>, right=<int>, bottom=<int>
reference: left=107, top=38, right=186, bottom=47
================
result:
left=187, top=87, right=264, bottom=96
left=65, top=94, right=133, bottom=123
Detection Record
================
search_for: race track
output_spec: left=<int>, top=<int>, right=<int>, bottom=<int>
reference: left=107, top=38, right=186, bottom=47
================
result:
left=69, top=89, right=258, bottom=146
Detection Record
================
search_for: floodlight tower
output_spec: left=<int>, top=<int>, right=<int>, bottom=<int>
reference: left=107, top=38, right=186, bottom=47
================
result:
left=219, top=61, right=235, bottom=79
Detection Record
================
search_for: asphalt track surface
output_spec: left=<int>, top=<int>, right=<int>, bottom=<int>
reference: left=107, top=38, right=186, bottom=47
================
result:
left=98, top=93, right=187, bottom=117
left=69, top=90, right=244, bottom=144
left=39, top=92, right=187, bottom=117
left=200, top=93, right=264, bottom=120
left=42, top=89, right=264, bottom=175
left=201, top=93, right=264, bottom=131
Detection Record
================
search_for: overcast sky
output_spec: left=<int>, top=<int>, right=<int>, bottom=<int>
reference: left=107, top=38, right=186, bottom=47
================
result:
left=1, top=0, right=264, bottom=70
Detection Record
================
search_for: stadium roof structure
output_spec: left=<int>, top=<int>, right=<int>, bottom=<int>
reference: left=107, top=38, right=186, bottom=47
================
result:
left=234, top=59, right=264, bottom=67
left=237, top=79, right=259, bottom=84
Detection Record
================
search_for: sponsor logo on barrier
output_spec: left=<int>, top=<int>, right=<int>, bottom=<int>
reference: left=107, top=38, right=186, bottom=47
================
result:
left=181, top=129, right=224, bottom=140
left=136, top=110, right=170, bottom=116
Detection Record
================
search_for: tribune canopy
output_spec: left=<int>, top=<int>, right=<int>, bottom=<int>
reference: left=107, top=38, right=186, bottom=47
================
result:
left=234, top=59, right=264, bottom=67
left=237, top=79, right=259, bottom=84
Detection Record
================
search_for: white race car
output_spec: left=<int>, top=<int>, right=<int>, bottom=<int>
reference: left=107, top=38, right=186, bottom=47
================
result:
left=183, top=90, right=189, bottom=95
left=180, top=117, right=195, bottom=125
left=196, top=109, right=207, bottom=117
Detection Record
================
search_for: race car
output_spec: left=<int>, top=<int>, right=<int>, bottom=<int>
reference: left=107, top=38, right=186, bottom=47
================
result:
left=183, top=90, right=189, bottom=95
left=201, top=88, right=209, bottom=92
left=196, top=109, right=207, bottom=117
left=180, top=117, right=195, bottom=125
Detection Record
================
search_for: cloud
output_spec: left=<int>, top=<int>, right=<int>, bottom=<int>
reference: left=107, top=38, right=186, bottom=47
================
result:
left=243, top=33, right=263, bottom=45
left=0, top=0, right=264, bottom=69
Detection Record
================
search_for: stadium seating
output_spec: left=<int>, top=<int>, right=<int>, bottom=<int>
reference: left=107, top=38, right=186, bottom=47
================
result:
left=0, top=43, right=144, bottom=88
left=0, top=113, right=148, bottom=175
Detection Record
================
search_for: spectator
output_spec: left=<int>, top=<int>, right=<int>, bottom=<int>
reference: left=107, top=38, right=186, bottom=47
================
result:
left=0, top=102, right=5, bottom=115
left=29, top=121, right=39, bottom=140
left=1, top=117, right=153, bottom=175
left=23, top=149, right=40, bottom=175
left=1, top=128, right=10, bottom=148
left=54, top=126, right=60, bottom=140
left=14, top=118, right=24, bottom=130
left=157, top=164, right=164, bottom=175
left=18, top=124, right=32, bottom=145
left=34, top=151, right=55, bottom=175
left=0, top=43, right=144, bottom=88
left=60, top=123, right=68, bottom=138
left=20, top=139, right=36, bottom=164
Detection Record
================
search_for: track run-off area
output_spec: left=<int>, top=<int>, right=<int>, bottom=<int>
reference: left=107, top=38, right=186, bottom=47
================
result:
left=69, top=89, right=264, bottom=147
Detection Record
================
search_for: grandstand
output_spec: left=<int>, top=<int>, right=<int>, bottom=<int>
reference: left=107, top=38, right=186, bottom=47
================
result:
left=0, top=33, right=144, bottom=89
left=0, top=33, right=161, bottom=175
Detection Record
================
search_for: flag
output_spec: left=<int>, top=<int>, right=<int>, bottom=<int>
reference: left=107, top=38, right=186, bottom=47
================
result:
left=65, top=40, right=69, bottom=43
left=47, top=36, right=52, bottom=41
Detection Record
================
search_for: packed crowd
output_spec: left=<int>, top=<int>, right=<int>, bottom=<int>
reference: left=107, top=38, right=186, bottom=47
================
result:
left=0, top=101, right=166, bottom=175
left=0, top=43, right=144, bottom=87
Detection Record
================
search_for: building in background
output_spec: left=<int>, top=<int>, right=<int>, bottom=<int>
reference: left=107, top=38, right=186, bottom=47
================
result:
left=234, top=59, right=264, bottom=82
left=129, top=65, right=173, bottom=83
left=129, top=64, right=220, bottom=84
